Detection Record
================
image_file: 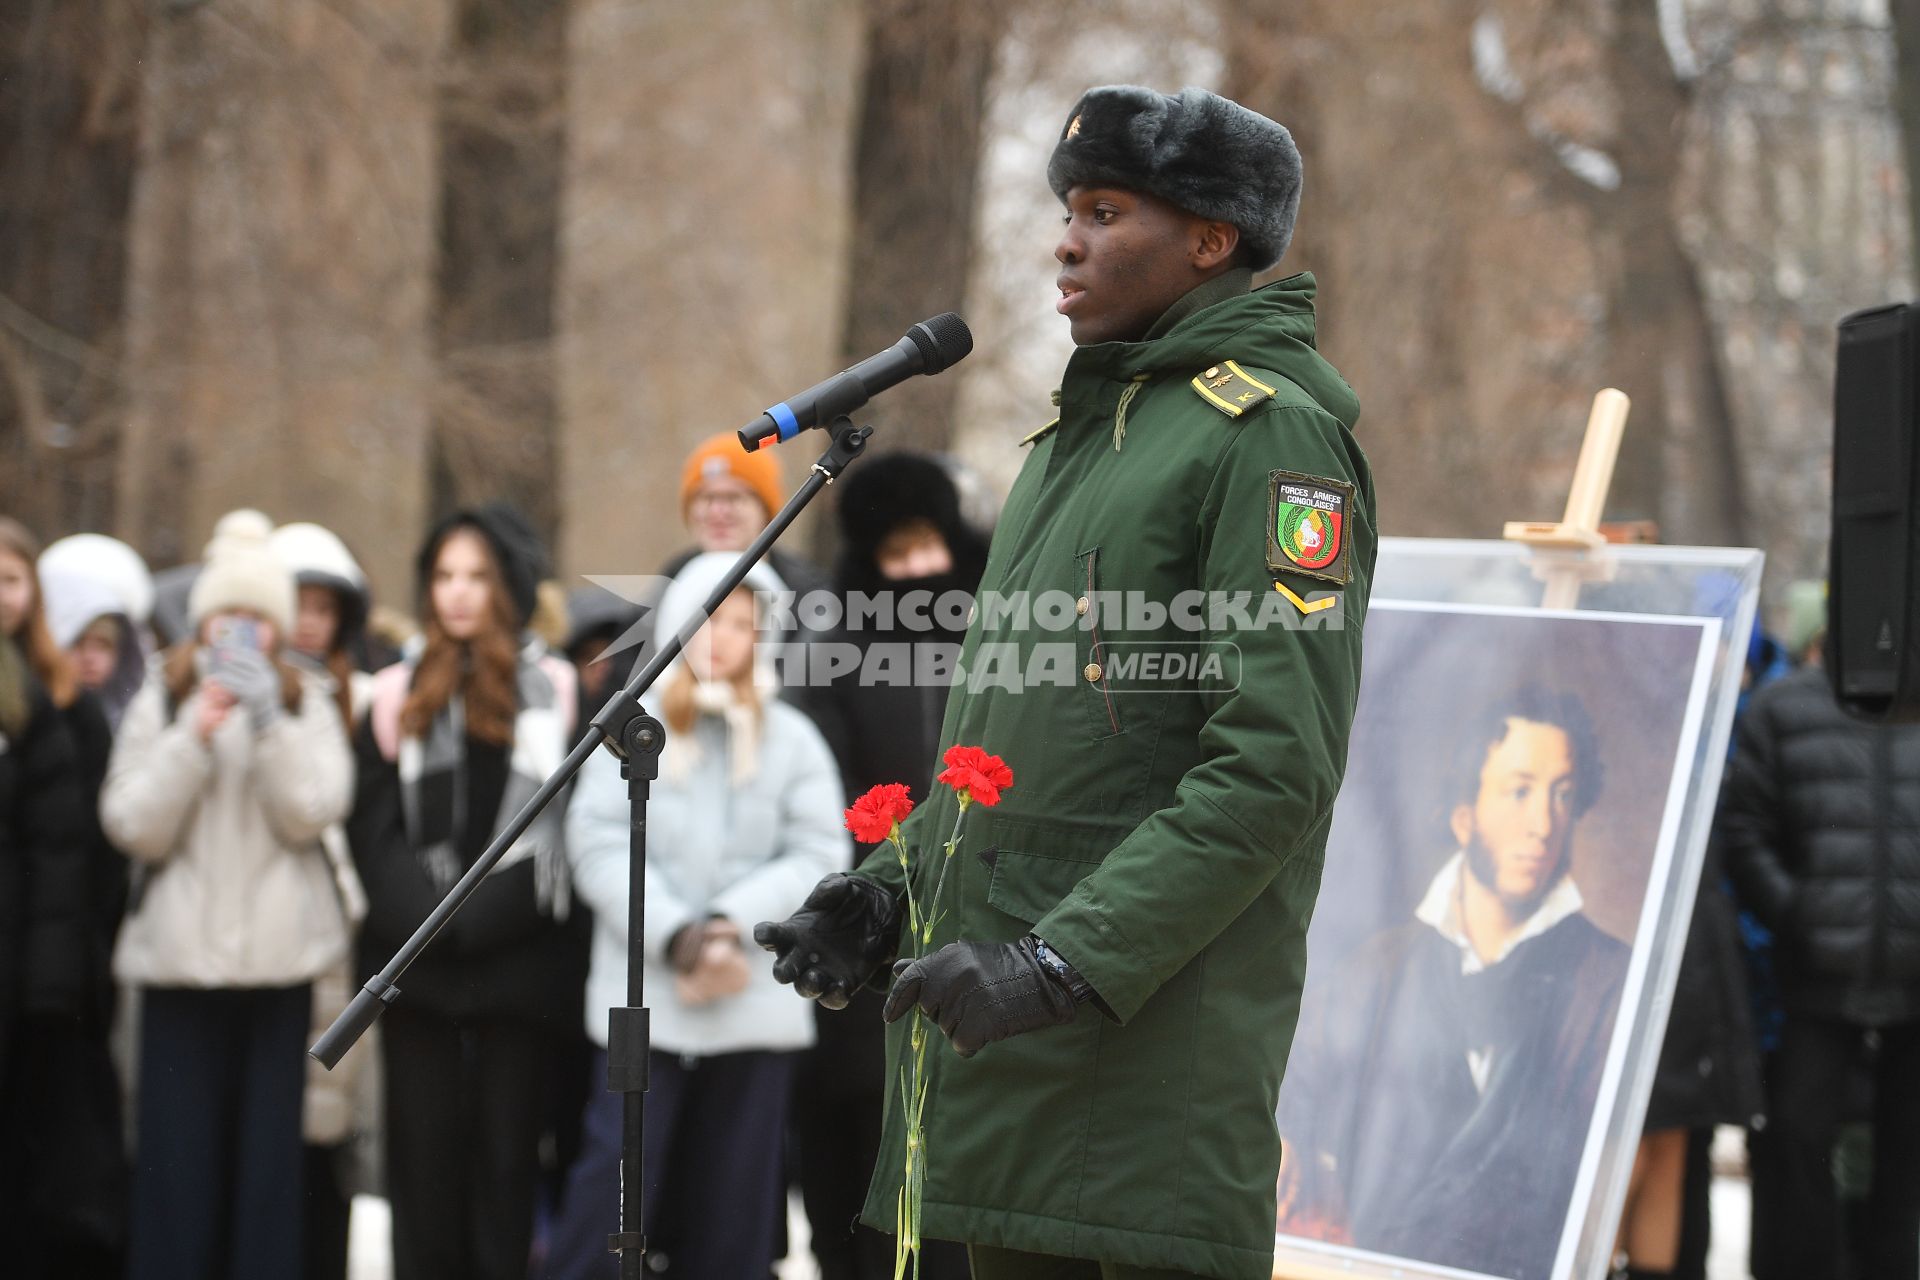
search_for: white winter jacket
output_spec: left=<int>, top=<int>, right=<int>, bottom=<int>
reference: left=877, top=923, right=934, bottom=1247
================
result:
left=103, top=662, right=354, bottom=988
left=566, top=697, right=847, bottom=1056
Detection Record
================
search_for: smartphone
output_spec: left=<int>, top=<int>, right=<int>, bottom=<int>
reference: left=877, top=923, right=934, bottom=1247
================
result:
left=208, top=616, right=261, bottom=655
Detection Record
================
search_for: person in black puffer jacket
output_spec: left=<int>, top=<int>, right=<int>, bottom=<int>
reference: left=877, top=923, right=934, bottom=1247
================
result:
left=786, top=451, right=989, bottom=1280
left=0, top=637, right=103, bottom=1278
left=0, top=520, right=127, bottom=1279
left=1721, top=662, right=1920, bottom=1280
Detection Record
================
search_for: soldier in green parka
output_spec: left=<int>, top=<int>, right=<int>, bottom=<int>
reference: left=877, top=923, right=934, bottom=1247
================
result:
left=756, top=85, right=1375, bottom=1280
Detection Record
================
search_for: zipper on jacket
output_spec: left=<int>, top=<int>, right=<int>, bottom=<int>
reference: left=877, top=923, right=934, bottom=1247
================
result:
left=1086, top=550, right=1119, bottom=736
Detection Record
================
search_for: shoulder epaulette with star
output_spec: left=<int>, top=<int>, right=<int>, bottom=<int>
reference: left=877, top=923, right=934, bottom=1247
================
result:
left=1189, top=360, right=1277, bottom=418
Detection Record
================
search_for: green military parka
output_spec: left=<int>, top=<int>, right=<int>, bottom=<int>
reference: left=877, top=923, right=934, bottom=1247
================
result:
left=851, top=272, right=1375, bottom=1280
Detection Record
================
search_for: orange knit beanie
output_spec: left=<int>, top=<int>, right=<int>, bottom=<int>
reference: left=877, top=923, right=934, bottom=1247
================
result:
left=679, top=432, right=784, bottom=522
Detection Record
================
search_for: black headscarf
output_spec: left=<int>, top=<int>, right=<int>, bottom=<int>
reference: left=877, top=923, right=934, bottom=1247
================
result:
left=416, top=502, right=549, bottom=629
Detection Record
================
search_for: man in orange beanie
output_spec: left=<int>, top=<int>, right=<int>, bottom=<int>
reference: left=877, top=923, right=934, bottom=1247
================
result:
left=656, top=432, right=828, bottom=667
left=678, top=432, right=787, bottom=555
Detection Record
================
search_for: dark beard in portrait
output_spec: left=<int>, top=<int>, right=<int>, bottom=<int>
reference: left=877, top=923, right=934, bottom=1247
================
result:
left=1461, top=831, right=1570, bottom=923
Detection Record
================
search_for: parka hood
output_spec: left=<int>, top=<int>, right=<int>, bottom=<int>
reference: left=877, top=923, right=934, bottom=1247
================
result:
left=272, top=521, right=371, bottom=654
left=416, top=502, right=548, bottom=629
left=38, top=565, right=148, bottom=727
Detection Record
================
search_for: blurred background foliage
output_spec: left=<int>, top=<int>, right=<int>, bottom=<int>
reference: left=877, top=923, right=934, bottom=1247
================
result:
left=1, top=0, right=1912, bottom=602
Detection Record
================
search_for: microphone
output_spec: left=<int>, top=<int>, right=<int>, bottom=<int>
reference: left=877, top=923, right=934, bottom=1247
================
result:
left=738, top=313, right=973, bottom=452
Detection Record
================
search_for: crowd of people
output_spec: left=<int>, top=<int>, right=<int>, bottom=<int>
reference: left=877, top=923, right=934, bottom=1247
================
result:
left=1, top=425, right=1915, bottom=1280
left=0, top=430, right=991, bottom=1280
left=1597, top=582, right=1920, bottom=1280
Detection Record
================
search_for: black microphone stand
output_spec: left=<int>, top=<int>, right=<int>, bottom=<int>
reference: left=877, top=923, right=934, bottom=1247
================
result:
left=312, top=417, right=874, bottom=1278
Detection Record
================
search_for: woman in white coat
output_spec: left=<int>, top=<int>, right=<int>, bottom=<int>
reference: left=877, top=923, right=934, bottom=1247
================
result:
left=100, top=510, right=353, bottom=1280
left=546, top=553, right=847, bottom=1279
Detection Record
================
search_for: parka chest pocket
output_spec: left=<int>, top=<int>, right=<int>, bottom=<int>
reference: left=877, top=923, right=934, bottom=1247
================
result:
left=1075, top=547, right=1122, bottom=739
left=986, top=847, right=1103, bottom=927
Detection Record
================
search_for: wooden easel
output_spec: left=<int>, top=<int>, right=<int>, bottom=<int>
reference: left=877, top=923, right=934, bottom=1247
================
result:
left=1269, top=388, right=1632, bottom=1280
left=1501, top=387, right=1632, bottom=610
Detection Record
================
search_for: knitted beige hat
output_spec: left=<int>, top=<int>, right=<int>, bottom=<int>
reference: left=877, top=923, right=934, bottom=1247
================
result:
left=188, top=509, right=296, bottom=634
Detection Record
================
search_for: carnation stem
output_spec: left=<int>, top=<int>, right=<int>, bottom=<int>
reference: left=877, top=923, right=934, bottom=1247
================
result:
left=920, top=803, right=969, bottom=947
left=896, top=792, right=974, bottom=1280
left=891, top=828, right=919, bottom=939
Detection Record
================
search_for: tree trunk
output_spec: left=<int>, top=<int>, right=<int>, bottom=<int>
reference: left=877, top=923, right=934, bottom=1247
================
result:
left=1676, top=0, right=1912, bottom=587
left=837, top=0, right=1000, bottom=456
left=1223, top=1, right=1623, bottom=541
left=1594, top=0, right=1743, bottom=546
left=554, top=0, right=861, bottom=582
left=1219, top=0, right=1894, bottom=579
left=1891, top=0, right=1920, bottom=270
left=431, top=0, right=567, bottom=550
left=0, top=0, right=145, bottom=538
left=118, top=0, right=451, bottom=596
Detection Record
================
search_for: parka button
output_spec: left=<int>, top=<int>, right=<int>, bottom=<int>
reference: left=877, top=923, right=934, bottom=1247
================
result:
left=1075, top=596, right=1090, bottom=616
left=1204, top=365, right=1221, bottom=379
left=1084, top=662, right=1103, bottom=683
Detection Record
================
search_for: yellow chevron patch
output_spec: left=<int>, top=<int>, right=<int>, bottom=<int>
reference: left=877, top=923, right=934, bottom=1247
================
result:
left=1273, top=578, right=1340, bottom=615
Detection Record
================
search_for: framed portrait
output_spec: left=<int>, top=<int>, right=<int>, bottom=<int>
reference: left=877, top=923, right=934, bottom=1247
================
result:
left=1272, top=539, right=1762, bottom=1280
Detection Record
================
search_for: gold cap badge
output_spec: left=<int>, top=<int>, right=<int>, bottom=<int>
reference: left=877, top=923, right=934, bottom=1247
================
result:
left=1067, top=114, right=1082, bottom=139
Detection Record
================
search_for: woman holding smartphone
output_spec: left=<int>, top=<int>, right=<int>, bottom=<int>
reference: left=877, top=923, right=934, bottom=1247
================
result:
left=100, top=509, right=354, bottom=1280
left=348, top=503, right=582, bottom=1280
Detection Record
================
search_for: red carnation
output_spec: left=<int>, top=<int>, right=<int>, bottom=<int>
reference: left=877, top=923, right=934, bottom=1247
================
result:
left=844, top=782, right=915, bottom=844
left=935, top=745, right=1014, bottom=808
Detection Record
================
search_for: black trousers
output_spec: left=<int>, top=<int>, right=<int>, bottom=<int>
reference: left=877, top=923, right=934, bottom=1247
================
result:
left=382, top=1005, right=550, bottom=1280
left=127, top=984, right=311, bottom=1280
left=0, top=1012, right=127, bottom=1280
left=1750, top=1015, right=1920, bottom=1280
left=543, top=1047, right=794, bottom=1279
left=303, top=1141, right=353, bottom=1280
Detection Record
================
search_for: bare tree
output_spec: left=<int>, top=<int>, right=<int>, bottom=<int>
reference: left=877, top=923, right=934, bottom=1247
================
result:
left=431, top=0, right=568, bottom=548
left=1675, top=0, right=1910, bottom=585
left=837, top=0, right=1002, bottom=456
left=1217, top=0, right=1899, bottom=587
left=1224, top=0, right=1626, bottom=541
left=1493, top=0, right=1744, bottom=545
left=1892, top=0, right=1920, bottom=265
left=117, top=0, right=451, bottom=591
left=949, top=0, right=1226, bottom=508
left=554, top=0, right=863, bottom=581
left=0, top=0, right=145, bottom=538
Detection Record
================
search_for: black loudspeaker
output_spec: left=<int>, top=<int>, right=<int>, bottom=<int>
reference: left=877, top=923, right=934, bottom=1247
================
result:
left=1830, top=302, right=1920, bottom=720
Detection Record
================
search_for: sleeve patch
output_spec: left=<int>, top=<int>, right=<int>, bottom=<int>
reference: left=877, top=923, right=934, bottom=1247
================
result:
left=1266, top=470, right=1355, bottom=585
left=1190, top=360, right=1278, bottom=417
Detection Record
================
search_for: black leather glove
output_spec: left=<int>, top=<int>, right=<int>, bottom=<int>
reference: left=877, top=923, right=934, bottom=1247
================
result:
left=753, top=873, right=903, bottom=1011
left=881, top=935, right=1079, bottom=1058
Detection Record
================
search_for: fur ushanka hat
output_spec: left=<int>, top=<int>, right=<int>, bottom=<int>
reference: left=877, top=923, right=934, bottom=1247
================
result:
left=1047, top=85, right=1303, bottom=273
